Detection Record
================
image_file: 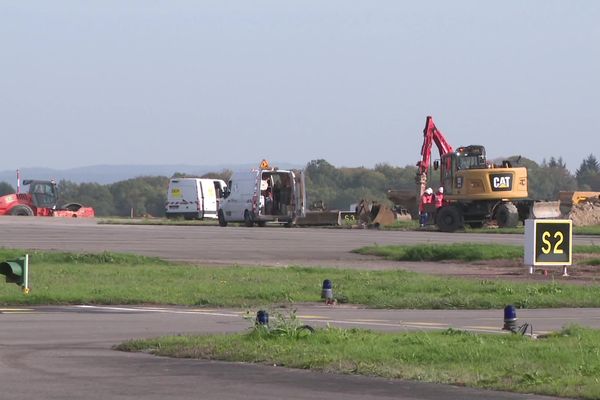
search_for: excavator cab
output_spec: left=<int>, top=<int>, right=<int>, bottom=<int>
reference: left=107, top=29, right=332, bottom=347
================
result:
left=439, top=145, right=488, bottom=196
left=454, top=146, right=487, bottom=170
left=23, top=180, right=59, bottom=209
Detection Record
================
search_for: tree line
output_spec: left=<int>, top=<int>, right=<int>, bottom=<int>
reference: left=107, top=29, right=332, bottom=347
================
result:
left=0, top=154, right=598, bottom=217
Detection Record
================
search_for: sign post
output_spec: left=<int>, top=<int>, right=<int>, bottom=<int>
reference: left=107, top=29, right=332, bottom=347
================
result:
left=524, top=219, right=572, bottom=275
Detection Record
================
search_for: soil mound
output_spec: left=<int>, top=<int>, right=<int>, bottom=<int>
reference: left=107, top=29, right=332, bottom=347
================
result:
left=567, top=200, right=600, bottom=226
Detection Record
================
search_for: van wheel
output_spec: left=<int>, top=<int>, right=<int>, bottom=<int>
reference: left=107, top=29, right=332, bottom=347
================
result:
left=218, top=210, right=227, bottom=227
left=244, top=210, right=254, bottom=227
left=257, top=221, right=266, bottom=227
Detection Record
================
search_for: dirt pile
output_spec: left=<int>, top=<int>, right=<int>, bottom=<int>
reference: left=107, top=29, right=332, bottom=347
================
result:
left=567, top=200, right=600, bottom=226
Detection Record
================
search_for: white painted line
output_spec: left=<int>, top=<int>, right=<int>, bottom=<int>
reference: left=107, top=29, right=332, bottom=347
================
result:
left=74, top=305, right=241, bottom=318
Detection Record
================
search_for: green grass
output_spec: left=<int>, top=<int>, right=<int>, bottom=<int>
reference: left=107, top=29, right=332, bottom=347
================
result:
left=573, top=225, right=600, bottom=235
left=116, top=324, right=600, bottom=399
left=354, top=243, right=600, bottom=262
left=3, top=248, right=600, bottom=309
left=463, top=225, right=600, bottom=235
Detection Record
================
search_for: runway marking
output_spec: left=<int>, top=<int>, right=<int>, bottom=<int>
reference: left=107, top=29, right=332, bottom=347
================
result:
left=401, top=322, right=448, bottom=327
left=342, top=319, right=390, bottom=323
left=72, top=306, right=516, bottom=334
left=75, top=305, right=241, bottom=318
left=0, top=308, right=35, bottom=314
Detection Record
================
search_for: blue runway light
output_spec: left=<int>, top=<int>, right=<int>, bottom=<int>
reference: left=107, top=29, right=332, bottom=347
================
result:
left=503, top=305, right=517, bottom=331
left=256, top=310, right=269, bottom=326
left=321, top=279, right=333, bottom=301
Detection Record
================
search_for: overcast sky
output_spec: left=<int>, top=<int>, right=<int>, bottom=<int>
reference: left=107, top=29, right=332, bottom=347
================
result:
left=1, top=1, right=598, bottom=172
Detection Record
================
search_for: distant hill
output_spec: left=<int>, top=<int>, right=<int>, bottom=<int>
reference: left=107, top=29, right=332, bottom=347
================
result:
left=0, top=162, right=304, bottom=185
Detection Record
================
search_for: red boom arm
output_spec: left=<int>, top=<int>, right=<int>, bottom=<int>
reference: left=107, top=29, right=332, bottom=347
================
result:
left=416, top=116, right=453, bottom=197
left=418, top=116, right=453, bottom=175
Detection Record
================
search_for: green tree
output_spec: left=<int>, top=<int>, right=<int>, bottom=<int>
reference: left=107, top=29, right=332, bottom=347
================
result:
left=57, top=180, right=116, bottom=217
left=530, top=157, right=577, bottom=200
left=200, top=169, right=232, bottom=182
left=304, top=160, right=418, bottom=210
left=576, top=154, right=600, bottom=190
left=0, top=182, right=15, bottom=196
left=109, top=176, right=169, bottom=217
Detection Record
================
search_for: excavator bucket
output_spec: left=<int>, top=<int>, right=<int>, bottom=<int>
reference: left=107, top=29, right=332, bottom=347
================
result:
left=370, top=203, right=397, bottom=227
left=530, top=201, right=561, bottom=219
left=386, top=189, right=418, bottom=218
left=356, top=199, right=410, bottom=228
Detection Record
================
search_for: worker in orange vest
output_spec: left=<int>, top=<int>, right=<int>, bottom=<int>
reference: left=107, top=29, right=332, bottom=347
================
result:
left=434, top=187, right=445, bottom=209
left=419, top=187, right=434, bottom=227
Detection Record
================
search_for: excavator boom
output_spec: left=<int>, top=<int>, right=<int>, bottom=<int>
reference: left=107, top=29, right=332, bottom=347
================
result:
left=417, top=116, right=453, bottom=196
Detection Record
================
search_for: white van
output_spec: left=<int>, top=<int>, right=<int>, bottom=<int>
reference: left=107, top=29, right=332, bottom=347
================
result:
left=218, top=162, right=305, bottom=227
left=165, top=178, right=227, bottom=220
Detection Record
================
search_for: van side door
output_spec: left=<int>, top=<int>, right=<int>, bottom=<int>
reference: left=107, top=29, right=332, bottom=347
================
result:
left=293, top=170, right=306, bottom=218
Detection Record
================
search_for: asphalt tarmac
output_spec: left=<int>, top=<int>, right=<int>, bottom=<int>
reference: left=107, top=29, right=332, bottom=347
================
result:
left=0, top=304, right=573, bottom=400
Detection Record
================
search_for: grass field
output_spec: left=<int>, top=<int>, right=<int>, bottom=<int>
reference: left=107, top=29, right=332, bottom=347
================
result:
left=354, top=242, right=600, bottom=262
left=2, top=248, right=600, bottom=309
left=117, top=322, right=600, bottom=399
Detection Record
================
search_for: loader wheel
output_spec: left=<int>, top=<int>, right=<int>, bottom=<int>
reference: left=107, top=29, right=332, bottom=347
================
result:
left=436, top=206, right=464, bottom=232
left=244, top=210, right=254, bottom=227
left=10, top=205, right=34, bottom=216
left=218, top=209, right=227, bottom=227
left=496, top=202, right=519, bottom=228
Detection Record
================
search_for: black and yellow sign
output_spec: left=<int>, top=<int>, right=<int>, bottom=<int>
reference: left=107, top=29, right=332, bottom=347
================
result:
left=524, top=219, right=572, bottom=266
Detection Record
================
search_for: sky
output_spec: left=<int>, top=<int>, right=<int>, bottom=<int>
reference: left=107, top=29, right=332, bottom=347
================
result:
left=1, top=1, right=599, bottom=173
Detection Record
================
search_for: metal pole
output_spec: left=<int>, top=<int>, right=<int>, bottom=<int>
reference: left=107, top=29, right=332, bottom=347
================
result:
left=23, top=254, right=30, bottom=294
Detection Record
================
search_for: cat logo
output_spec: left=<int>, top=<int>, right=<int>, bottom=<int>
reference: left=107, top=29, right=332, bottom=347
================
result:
left=489, top=173, right=512, bottom=191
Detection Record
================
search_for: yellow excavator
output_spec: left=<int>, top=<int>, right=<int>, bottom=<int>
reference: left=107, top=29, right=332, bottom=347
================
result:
left=417, top=116, right=560, bottom=232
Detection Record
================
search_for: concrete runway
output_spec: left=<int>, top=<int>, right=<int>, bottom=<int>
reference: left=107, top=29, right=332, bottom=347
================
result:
left=1, top=216, right=597, bottom=268
left=0, top=217, right=594, bottom=399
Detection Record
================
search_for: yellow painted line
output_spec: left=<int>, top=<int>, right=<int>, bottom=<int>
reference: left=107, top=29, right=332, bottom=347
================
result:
left=463, top=326, right=502, bottom=331
left=298, top=315, right=328, bottom=319
left=402, top=322, right=448, bottom=327
left=0, top=308, right=34, bottom=312
left=347, top=319, right=391, bottom=323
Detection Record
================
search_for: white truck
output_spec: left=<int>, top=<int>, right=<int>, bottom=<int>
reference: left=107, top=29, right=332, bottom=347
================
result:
left=165, top=178, right=227, bottom=220
left=218, top=161, right=305, bottom=227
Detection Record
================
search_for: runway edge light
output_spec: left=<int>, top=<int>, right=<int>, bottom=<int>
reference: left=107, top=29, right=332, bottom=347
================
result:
left=256, top=310, right=269, bottom=326
left=321, top=279, right=334, bottom=304
left=0, top=254, right=30, bottom=294
left=503, top=305, right=517, bottom=331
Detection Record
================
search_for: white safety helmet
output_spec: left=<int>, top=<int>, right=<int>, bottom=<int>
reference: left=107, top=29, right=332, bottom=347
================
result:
left=438, top=187, right=444, bottom=194
left=425, top=188, right=433, bottom=195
